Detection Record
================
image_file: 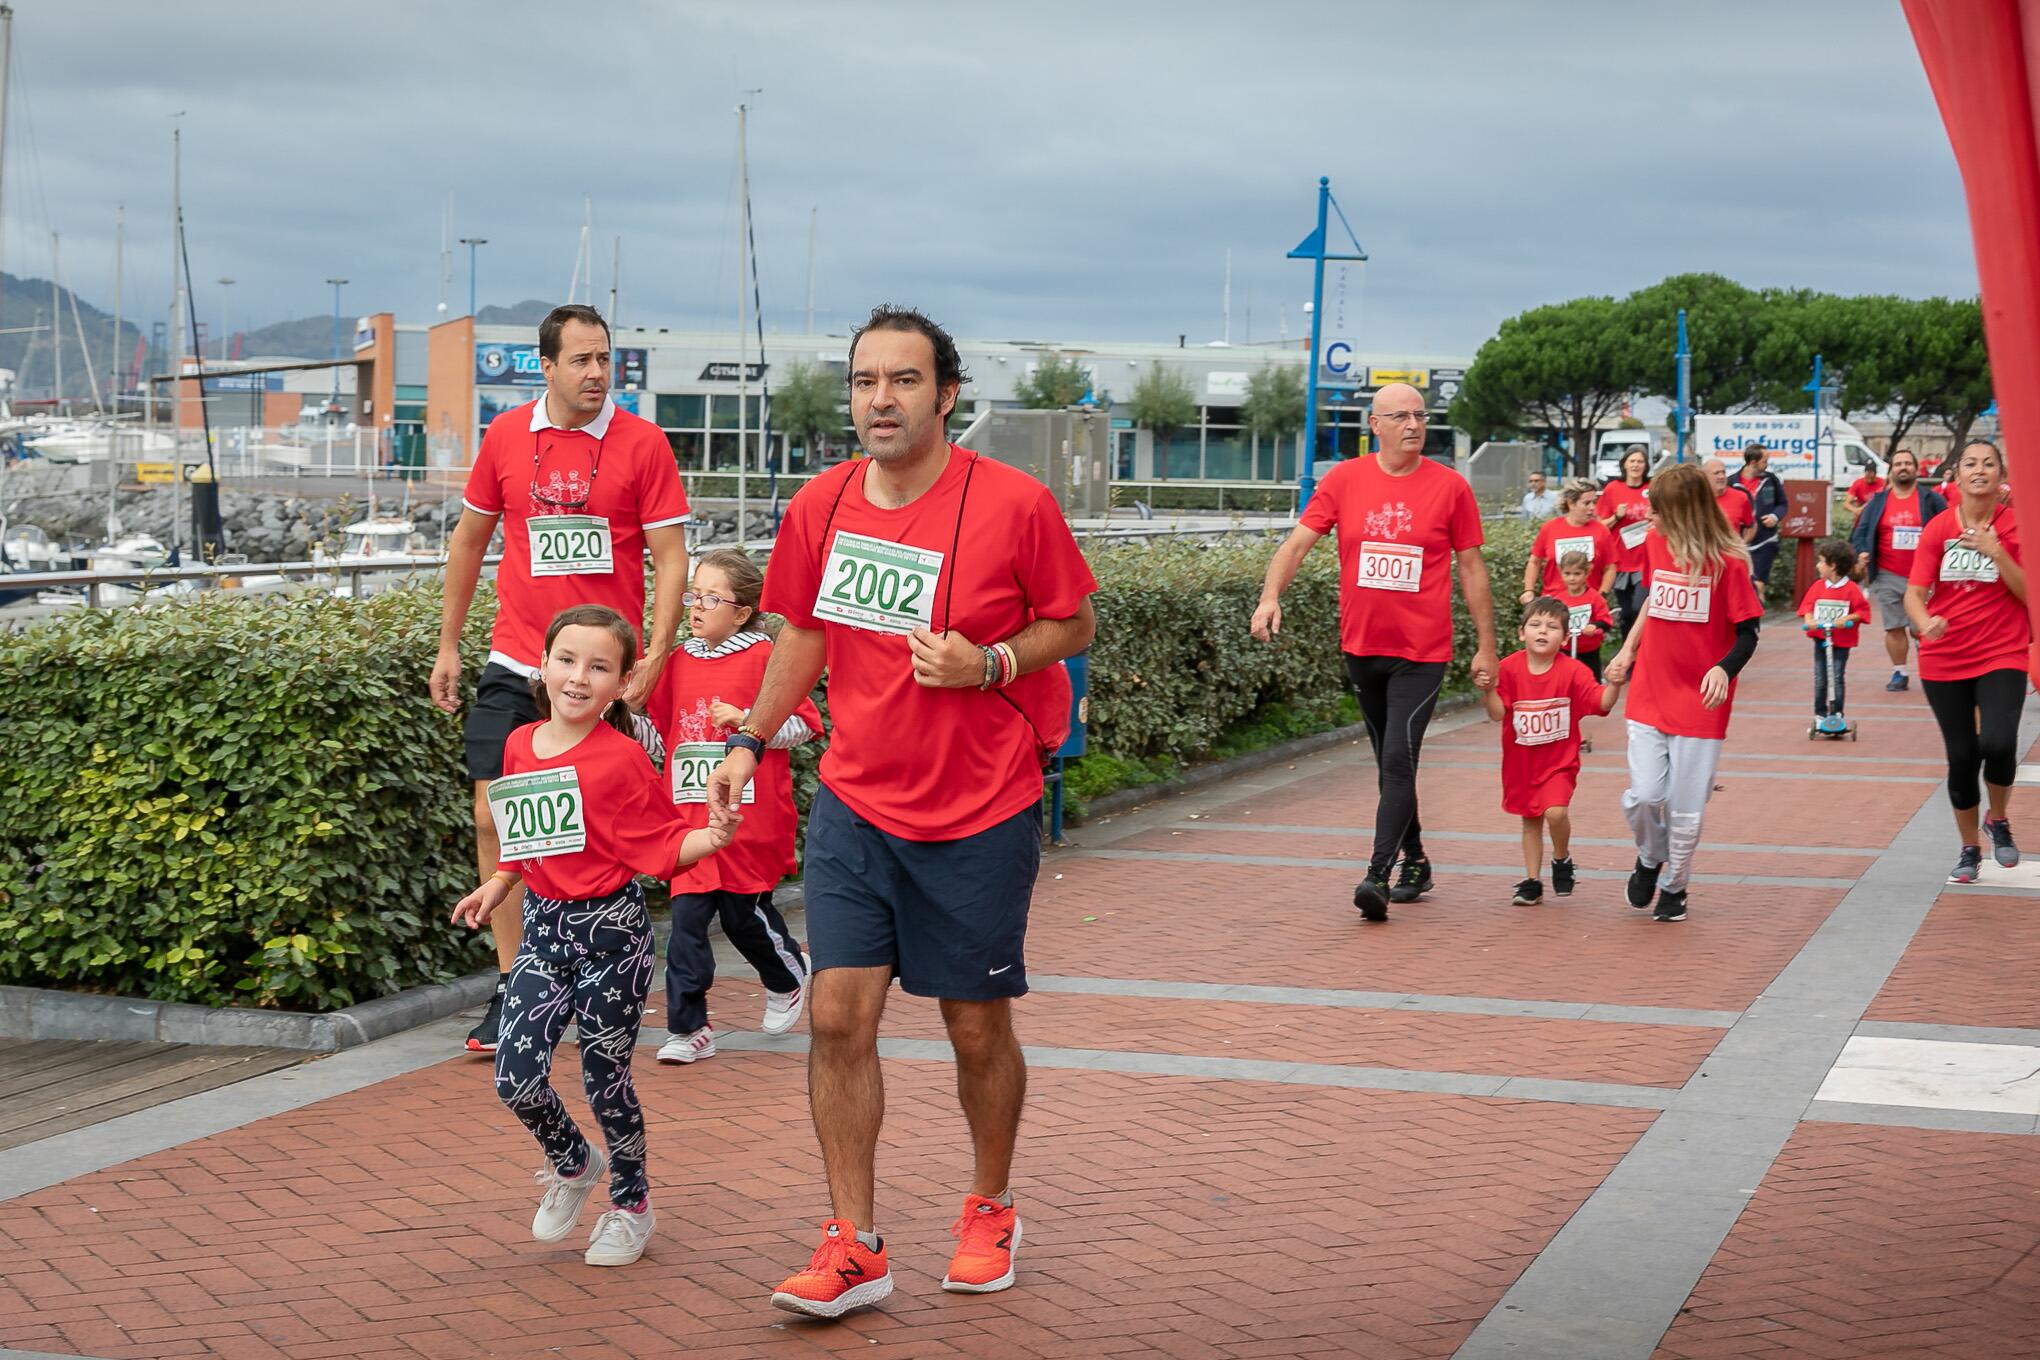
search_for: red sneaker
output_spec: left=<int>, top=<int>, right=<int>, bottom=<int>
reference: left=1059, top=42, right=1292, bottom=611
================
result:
left=770, top=1219, right=893, bottom=1318
left=941, top=1194, right=1021, bottom=1293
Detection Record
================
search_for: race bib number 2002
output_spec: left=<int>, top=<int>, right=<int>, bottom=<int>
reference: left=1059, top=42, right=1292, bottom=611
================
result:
left=814, top=531, right=942, bottom=634
left=487, top=768, right=586, bottom=859
left=1940, top=542, right=2000, bottom=585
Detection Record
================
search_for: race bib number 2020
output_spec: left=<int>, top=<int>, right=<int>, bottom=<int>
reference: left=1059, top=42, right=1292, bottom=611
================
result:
left=814, top=531, right=943, bottom=634
left=487, top=768, right=586, bottom=859
left=670, top=742, right=755, bottom=805
left=528, top=515, right=613, bottom=576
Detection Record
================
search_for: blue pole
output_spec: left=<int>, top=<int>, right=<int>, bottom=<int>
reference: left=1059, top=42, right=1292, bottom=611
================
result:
left=1675, top=307, right=1691, bottom=464
left=1298, top=178, right=1330, bottom=511
left=1811, top=351, right=1823, bottom=480
left=469, top=242, right=478, bottom=318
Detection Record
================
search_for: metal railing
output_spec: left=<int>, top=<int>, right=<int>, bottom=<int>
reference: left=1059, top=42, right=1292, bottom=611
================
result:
left=2, top=553, right=501, bottom=612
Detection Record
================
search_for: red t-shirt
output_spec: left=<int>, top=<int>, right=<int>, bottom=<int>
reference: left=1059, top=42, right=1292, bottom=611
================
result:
left=1850, top=476, right=1887, bottom=504
left=1299, top=455, right=1484, bottom=663
left=645, top=634, right=825, bottom=894
left=1553, top=585, right=1615, bottom=654
left=494, top=722, right=691, bottom=901
left=1796, top=577, right=1871, bottom=648
left=1496, top=651, right=1606, bottom=817
left=761, top=448, right=1097, bottom=842
left=1595, top=481, right=1653, bottom=572
left=1532, top=516, right=1619, bottom=594
left=1909, top=504, right=2030, bottom=682
left=461, top=398, right=690, bottom=671
left=1716, top=488, right=1755, bottom=534
left=1876, top=488, right=1927, bottom=579
left=1626, top=531, right=1765, bottom=740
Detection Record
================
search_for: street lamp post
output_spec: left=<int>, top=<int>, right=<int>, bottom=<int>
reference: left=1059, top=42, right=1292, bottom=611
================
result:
left=325, top=277, right=347, bottom=412
left=217, top=277, right=234, bottom=362
left=1286, top=177, right=1367, bottom=512
left=459, top=238, right=487, bottom=319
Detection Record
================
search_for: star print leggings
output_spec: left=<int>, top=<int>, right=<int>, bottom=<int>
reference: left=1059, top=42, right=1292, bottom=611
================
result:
left=493, top=880, right=656, bottom=1210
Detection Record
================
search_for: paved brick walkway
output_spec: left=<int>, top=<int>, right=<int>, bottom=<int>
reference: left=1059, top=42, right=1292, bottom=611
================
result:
left=2, top=632, right=2036, bottom=1359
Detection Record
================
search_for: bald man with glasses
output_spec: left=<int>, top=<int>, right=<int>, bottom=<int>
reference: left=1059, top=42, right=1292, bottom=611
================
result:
left=1251, top=383, right=1498, bottom=920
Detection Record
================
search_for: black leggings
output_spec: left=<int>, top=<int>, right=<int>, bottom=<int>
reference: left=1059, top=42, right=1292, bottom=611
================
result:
left=1610, top=573, right=1645, bottom=640
left=1921, top=669, right=2025, bottom=812
left=1343, top=654, right=1446, bottom=877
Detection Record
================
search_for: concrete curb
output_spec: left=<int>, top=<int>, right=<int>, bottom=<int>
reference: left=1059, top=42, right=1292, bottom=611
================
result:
left=0, top=969, right=500, bottom=1054
left=1070, top=693, right=1479, bottom=825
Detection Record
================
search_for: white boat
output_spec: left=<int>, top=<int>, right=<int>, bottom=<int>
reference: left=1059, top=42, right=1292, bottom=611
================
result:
left=315, top=516, right=439, bottom=598
left=26, top=419, right=178, bottom=464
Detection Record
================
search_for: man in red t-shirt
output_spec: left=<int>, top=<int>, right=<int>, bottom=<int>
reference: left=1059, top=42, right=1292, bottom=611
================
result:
left=1848, top=447, right=1945, bottom=691
left=1707, top=459, right=1756, bottom=541
left=1250, top=382, right=1498, bottom=920
left=712, top=306, right=1096, bottom=1318
left=429, top=305, right=691, bottom=1054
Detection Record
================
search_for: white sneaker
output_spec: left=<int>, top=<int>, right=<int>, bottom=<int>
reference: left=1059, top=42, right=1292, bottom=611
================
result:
left=761, top=985, right=805, bottom=1036
left=531, top=1144, right=607, bottom=1242
left=657, top=1026, right=716, bottom=1064
left=585, top=1200, right=656, bottom=1266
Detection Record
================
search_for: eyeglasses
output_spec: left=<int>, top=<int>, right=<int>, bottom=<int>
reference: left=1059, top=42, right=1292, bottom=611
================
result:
left=1373, top=410, right=1427, bottom=426
left=682, top=591, right=735, bottom=610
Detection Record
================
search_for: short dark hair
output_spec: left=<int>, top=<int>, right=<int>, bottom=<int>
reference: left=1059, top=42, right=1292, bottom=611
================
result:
left=1961, top=438, right=2006, bottom=474
left=1523, top=595, right=1570, bottom=630
left=1742, top=443, right=1767, bottom=464
left=539, top=304, right=610, bottom=362
left=1815, top=538, right=1860, bottom=579
left=848, top=304, right=970, bottom=394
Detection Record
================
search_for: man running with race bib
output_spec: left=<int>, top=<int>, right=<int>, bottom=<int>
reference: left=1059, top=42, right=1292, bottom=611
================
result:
left=711, top=305, right=1096, bottom=1318
left=1251, top=382, right=1499, bottom=920
left=431, top=304, right=691, bottom=1054
left=1851, top=447, right=1945, bottom=692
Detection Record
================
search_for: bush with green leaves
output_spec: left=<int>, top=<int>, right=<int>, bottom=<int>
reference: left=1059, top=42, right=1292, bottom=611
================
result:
left=0, top=586, right=498, bottom=1010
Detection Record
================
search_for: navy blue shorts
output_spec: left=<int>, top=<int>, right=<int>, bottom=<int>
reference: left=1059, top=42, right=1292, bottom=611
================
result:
left=464, top=662, right=540, bottom=782
left=802, top=784, right=1041, bottom=1000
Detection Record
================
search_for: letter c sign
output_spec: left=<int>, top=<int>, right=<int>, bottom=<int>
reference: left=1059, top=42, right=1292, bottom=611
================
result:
left=1324, top=341, right=1352, bottom=376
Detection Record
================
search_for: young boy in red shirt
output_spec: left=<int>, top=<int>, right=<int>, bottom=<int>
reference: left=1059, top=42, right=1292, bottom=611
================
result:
left=1797, top=539, right=1871, bottom=722
left=1479, top=596, right=1624, bottom=904
left=1553, top=550, right=1617, bottom=679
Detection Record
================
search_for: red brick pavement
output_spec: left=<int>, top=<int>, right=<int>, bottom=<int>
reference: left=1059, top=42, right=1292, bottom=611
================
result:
left=1653, top=1122, right=2040, bottom=1359
left=1865, top=888, right=2040, bottom=1031
left=0, top=1049, right=1654, bottom=1360
left=1017, top=856, right=1844, bottom=1013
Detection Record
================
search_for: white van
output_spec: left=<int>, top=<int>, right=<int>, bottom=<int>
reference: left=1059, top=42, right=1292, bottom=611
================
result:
left=1692, top=414, right=1884, bottom=492
left=1592, top=429, right=1660, bottom=483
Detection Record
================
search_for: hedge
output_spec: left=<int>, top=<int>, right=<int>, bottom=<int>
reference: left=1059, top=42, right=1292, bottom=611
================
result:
left=0, top=517, right=1540, bottom=1011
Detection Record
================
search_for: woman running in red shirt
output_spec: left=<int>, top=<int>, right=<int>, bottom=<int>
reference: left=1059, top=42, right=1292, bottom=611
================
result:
left=1905, top=440, right=2029, bottom=882
left=1595, top=448, right=1654, bottom=635
left=1524, top=481, right=1618, bottom=604
left=1604, top=464, right=1763, bottom=923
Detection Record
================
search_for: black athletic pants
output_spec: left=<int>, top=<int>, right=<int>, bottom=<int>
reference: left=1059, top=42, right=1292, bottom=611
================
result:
left=665, top=889, right=807, bottom=1034
left=1922, top=668, right=2024, bottom=812
left=1343, top=654, right=1447, bottom=878
left=1610, top=573, right=1645, bottom=641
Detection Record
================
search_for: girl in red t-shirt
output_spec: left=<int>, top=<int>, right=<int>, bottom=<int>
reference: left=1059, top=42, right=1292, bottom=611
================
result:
left=1522, top=482, right=1618, bottom=603
left=1595, top=450, right=1654, bottom=634
left=1796, top=540, right=1871, bottom=722
left=1478, top=596, right=1623, bottom=904
left=646, top=549, right=823, bottom=1065
left=1904, top=440, right=2030, bottom=883
left=452, top=605, right=734, bottom=1268
left=1604, top=465, right=1763, bottom=923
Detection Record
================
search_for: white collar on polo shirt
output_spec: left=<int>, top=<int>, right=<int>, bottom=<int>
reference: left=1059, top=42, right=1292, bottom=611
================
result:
left=529, top=393, right=616, bottom=440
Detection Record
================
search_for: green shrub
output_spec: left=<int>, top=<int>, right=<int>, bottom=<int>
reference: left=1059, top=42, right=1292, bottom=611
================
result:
left=0, top=586, right=498, bottom=1010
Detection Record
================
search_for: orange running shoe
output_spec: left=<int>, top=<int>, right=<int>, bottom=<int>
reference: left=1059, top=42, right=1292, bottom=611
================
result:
left=770, top=1218, right=893, bottom=1318
left=942, top=1194, right=1021, bottom=1293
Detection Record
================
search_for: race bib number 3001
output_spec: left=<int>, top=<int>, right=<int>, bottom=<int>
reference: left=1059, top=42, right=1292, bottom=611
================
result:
left=1940, top=543, right=2000, bottom=585
left=814, top=531, right=943, bottom=634
left=670, top=742, right=755, bottom=805
left=528, top=515, right=613, bottom=576
left=1512, top=696, right=1571, bottom=747
left=1648, top=570, right=1712, bottom=623
left=1356, top=541, right=1423, bottom=593
left=488, top=768, right=586, bottom=859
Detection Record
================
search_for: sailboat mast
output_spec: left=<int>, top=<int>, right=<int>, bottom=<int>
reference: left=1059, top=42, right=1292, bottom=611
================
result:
left=735, top=102, right=749, bottom=544
left=112, top=205, right=123, bottom=413
left=0, top=6, right=11, bottom=340
left=49, top=233, right=60, bottom=410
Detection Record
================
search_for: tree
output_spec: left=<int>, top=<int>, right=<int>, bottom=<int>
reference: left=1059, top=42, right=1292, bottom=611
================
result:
left=1625, top=272, right=1770, bottom=414
left=1126, top=363, right=1197, bottom=481
left=1450, top=295, right=1653, bottom=476
left=1241, top=364, right=1306, bottom=471
left=1014, top=352, right=1092, bottom=409
left=769, top=360, right=845, bottom=465
left=1923, top=298, right=1994, bottom=451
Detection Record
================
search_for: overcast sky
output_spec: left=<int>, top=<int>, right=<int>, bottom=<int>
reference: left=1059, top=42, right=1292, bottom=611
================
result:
left=0, top=1, right=1976, bottom=358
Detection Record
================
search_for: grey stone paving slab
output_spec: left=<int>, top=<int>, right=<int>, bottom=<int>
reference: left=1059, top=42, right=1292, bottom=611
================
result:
left=1854, top=1019, right=2040, bottom=1046
left=1454, top=695, right=2040, bottom=1360
left=1802, top=1100, right=2040, bottom=1135
left=0, top=1015, right=475, bottom=1202
left=1412, top=756, right=1938, bottom=784
left=1025, top=974, right=1739, bottom=1028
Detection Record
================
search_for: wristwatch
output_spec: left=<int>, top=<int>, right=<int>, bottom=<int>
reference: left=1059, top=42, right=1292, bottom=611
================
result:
left=725, top=731, right=765, bottom=759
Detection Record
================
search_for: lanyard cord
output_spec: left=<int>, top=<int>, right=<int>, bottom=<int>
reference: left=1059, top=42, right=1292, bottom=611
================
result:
left=817, top=446, right=976, bottom=632
left=530, top=424, right=607, bottom=512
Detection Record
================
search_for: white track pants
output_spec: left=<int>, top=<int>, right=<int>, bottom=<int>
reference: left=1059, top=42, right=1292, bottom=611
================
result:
left=1621, top=720, right=1724, bottom=893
